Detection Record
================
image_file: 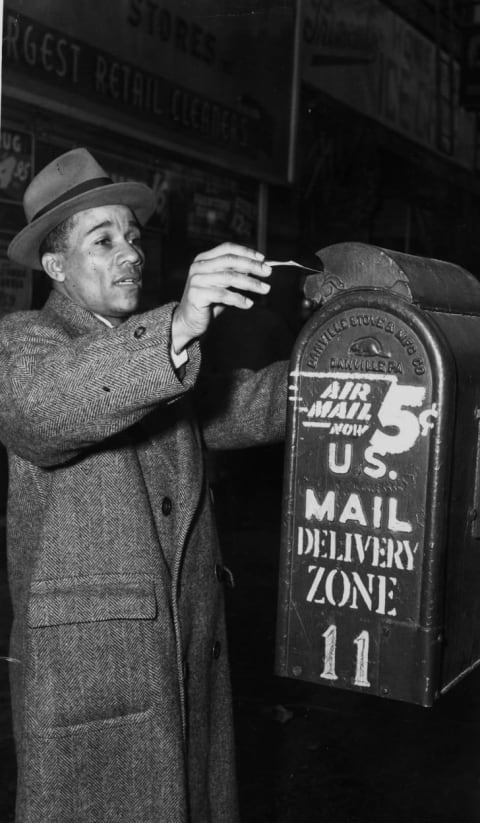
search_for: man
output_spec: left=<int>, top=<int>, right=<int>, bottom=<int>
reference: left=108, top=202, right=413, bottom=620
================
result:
left=0, top=148, right=288, bottom=822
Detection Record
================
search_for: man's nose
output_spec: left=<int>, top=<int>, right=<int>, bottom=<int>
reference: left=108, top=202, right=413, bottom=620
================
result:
left=118, top=238, right=144, bottom=266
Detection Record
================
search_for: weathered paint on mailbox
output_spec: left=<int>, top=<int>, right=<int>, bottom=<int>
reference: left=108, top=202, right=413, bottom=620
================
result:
left=276, top=285, right=456, bottom=706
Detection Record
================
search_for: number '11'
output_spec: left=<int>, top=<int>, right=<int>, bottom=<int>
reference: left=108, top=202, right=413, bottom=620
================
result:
left=321, top=625, right=371, bottom=687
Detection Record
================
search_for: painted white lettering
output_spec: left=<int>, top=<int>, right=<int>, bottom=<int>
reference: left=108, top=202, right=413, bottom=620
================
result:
left=387, top=498, right=412, bottom=533
left=40, top=32, right=54, bottom=72
left=346, top=402, right=361, bottom=419
left=372, top=496, right=382, bottom=528
left=297, top=528, right=340, bottom=561
left=326, top=570, right=351, bottom=608
left=5, top=15, right=19, bottom=62
left=307, top=400, right=333, bottom=418
left=357, top=404, right=372, bottom=421
left=305, top=489, right=412, bottom=532
left=329, top=401, right=348, bottom=419
left=70, top=43, right=80, bottom=83
left=297, top=526, right=319, bottom=557
left=352, top=533, right=373, bottom=565
left=350, top=382, right=371, bottom=401
left=132, top=71, right=144, bottom=107
left=386, top=538, right=418, bottom=569
left=363, top=447, right=387, bottom=479
left=305, top=489, right=335, bottom=522
left=24, top=26, right=36, bottom=66
left=56, top=38, right=67, bottom=78
left=306, top=565, right=399, bottom=615
left=110, top=61, right=121, bottom=99
left=371, top=537, right=387, bottom=568
left=321, top=624, right=338, bottom=680
left=320, top=381, right=341, bottom=399
left=330, top=423, right=369, bottom=437
left=350, top=571, right=373, bottom=611
left=339, top=493, right=367, bottom=527
left=95, top=54, right=107, bottom=93
left=353, top=630, right=371, bottom=687
left=343, top=532, right=353, bottom=563
left=387, top=576, right=398, bottom=616
left=306, top=565, right=325, bottom=603
left=339, top=380, right=354, bottom=400
left=328, top=442, right=352, bottom=474
left=401, top=540, right=417, bottom=571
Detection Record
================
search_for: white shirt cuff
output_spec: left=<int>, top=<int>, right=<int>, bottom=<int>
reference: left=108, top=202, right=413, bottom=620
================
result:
left=170, top=345, right=189, bottom=370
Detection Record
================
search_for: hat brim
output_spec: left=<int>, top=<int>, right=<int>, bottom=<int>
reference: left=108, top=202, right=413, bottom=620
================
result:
left=8, top=181, right=157, bottom=270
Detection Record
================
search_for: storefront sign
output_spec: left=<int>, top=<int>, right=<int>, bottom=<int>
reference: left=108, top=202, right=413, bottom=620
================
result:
left=3, top=1, right=297, bottom=182
left=302, top=0, right=476, bottom=169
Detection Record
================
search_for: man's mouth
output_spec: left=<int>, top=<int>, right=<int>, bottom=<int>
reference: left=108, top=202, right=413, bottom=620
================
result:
left=115, top=276, right=142, bottom=286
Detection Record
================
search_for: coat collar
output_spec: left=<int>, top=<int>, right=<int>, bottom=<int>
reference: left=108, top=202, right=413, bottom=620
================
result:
left=42, top=289, right=120, bottom=337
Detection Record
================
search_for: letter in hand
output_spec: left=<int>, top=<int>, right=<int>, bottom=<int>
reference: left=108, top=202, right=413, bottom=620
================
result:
left=171, top=242, right=272, bottom=355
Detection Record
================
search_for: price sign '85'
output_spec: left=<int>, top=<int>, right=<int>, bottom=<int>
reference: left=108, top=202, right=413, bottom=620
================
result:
left=0, top=155, right=32, bottom=191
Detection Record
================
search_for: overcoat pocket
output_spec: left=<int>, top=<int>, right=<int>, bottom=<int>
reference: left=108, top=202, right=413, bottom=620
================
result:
left=26, top=574, right=158, bottom=736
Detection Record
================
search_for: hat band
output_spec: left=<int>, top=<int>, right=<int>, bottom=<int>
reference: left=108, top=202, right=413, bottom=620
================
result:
left=31, top=176, right=113, bottom=222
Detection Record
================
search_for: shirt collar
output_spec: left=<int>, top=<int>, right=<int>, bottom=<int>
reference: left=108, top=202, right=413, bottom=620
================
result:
left=92, top=313, right=114, bottom=329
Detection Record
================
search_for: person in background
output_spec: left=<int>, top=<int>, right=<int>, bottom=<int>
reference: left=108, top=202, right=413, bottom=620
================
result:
left=0, top=148, right=288, bottom=823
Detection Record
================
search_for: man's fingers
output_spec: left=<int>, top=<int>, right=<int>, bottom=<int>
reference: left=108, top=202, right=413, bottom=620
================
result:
left=194, top=242, right=265, bottom=263
left=173, top=244, right=271, bottom=352
left=210, top=288, right=255, bottom=310
left=190, top=269, right=271, bottom=298
left=192, top=257, right=272, bottom=283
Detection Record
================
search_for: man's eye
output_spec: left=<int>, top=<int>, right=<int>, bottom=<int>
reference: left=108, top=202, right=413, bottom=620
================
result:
left=129, top=235, right=142, bottom=246
left=96, top=236, right=111, bottom=246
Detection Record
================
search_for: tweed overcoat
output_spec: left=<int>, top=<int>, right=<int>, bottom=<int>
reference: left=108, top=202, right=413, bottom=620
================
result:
left=0, top=290, right=288, bottom=823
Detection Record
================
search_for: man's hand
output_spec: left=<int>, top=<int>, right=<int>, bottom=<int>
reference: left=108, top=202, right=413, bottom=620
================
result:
left=171, top=242, right=272, bottom=354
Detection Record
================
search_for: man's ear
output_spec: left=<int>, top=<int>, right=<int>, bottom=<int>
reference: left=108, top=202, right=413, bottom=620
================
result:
left=41, top=253, right=66, bottom=283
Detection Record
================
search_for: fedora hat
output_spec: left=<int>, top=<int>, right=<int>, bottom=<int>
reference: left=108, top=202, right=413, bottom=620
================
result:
left=8, top=148, right=157, bottom=270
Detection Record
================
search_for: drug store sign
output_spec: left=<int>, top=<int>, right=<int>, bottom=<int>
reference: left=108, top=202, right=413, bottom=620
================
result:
left=278, top=300, right=442, bottom=699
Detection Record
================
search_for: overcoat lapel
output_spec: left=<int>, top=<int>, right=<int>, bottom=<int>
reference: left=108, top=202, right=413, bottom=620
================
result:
left=44, top=289, right=107, bottom=336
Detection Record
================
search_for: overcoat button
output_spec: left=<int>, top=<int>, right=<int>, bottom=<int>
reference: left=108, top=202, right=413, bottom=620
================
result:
left=134, top=325, right=147, bottom=339
left=162, top=497, right=172, bottom=516
left=212, top=640, right=222, bottom=660
left=215, top=564, right=235, bottom=588
left=223, top=566, right=235, bottom=589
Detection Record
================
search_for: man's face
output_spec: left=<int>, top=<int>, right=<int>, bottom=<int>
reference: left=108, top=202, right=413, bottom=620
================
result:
left=47, top=204, right=145, bottom=324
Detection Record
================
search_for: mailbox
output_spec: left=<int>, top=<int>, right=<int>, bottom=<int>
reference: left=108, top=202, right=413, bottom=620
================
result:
left=276, top=242, right=480, bottom=706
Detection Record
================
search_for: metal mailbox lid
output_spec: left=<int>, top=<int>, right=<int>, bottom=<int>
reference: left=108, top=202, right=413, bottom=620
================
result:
left=276, top=288, right=455, bottom=706
left=303, top=242, right=480, bottom=316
